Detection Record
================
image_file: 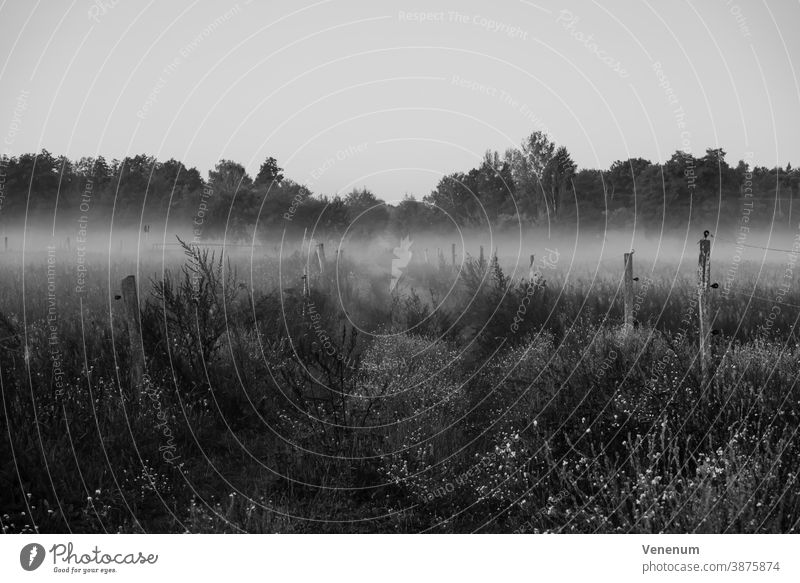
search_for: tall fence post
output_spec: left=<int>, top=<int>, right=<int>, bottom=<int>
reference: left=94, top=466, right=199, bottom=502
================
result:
left=623, top=251, right=634, bottom=333
left=697, top=236, right=712, bottom=385
left=121, top=275, right=144, bottom=394
left=301, top=268, right=309, bottom=315
left=316, top=242, right=326, bottom=274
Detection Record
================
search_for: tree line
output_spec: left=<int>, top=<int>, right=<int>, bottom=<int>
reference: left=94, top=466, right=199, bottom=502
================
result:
left=0, top=132, right=796, bottom=239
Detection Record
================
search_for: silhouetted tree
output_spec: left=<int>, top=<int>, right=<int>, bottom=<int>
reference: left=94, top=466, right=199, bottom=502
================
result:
left=254, top=156, right=284, bottom=187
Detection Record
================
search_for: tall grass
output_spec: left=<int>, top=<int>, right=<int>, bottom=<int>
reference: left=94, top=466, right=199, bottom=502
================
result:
left=1, top=247, right=798, bottom=533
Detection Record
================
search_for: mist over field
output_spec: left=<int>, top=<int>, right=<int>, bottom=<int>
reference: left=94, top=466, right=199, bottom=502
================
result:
left=2, top=1, right=800, bottom=552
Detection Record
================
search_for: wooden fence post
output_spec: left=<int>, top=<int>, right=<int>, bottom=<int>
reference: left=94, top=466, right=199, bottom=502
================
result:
left=424, top=248, right=429, bottom=264
left=698, top=237, right=712, bottom=385
left=300, top=269, right=309, bottom=316
left=623, top=252, right=634, bottom=333
left=316, top=242, right=326, bottom=274
left=121, top=275, right=144, bottom=394
left=451, top=243, right=456, bottom=266
left=479, top=246, right=484, bottom=264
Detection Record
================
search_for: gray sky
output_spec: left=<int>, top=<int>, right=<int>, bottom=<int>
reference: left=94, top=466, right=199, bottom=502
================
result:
left=1, top=0, right=798, bottom=202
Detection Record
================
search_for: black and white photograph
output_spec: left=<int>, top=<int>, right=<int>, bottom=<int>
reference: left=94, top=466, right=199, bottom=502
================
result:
left=1, top=0, right=799, bottom=579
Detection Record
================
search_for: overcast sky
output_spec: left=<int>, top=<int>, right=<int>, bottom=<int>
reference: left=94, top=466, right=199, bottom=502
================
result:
left=1, top=0, right=798, bottom=202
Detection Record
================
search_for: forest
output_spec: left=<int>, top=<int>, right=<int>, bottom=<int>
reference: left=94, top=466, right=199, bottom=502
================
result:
left=0, top=131, right=796, bottom=239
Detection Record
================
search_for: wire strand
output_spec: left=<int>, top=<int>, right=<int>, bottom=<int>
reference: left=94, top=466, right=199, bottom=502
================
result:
left=722, top=288, right=800, bottom=309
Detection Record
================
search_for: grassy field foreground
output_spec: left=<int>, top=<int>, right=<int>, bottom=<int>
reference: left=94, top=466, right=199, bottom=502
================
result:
left=1, top=245, right=799, bottom=533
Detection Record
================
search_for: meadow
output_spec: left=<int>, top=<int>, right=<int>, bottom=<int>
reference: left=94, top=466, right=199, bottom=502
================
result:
left=1, top=232, right=799, bottom=533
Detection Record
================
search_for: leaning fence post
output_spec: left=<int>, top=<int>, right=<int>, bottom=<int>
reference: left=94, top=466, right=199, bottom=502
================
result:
left=623, top=251, right=634, bottom=333
left=697, top=236, right=712, bottom=385
left=121, top=275, right=144, bottom=394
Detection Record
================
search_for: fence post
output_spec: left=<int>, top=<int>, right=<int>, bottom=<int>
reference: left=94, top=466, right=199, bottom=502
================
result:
left=479, top=246, right=484, bottom=264
left=121, top=275, right=144, bottom=394
left=424, top=248, right=429, bottom=264
left=4, top=236, right=7, bottom=252
left=451, top=243, right=456, bottom=266
left=316, top=242, right=326, bottom=274
left=623, top=252, right=634, bottom=333
left=697, top=236, right=712, bottom=385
